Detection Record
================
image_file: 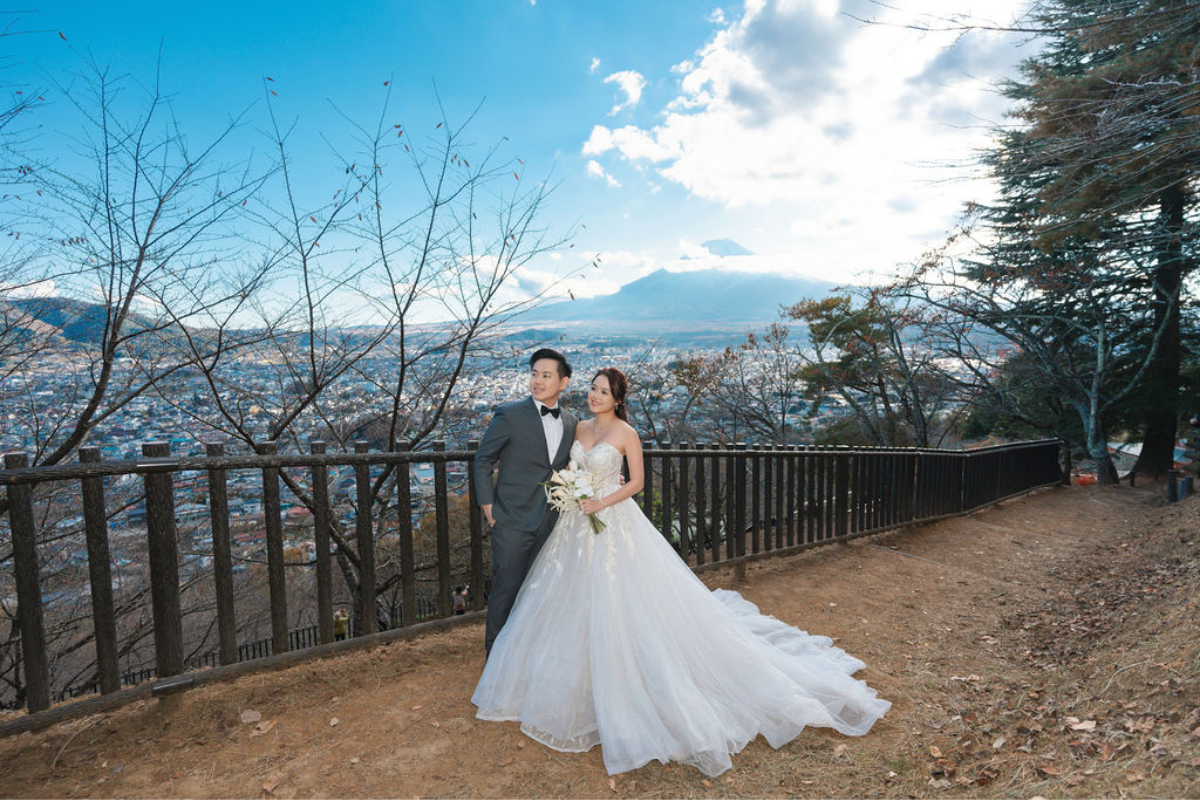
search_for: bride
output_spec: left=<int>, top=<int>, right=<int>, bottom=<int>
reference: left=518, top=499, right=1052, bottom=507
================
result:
left=472, top=367, right=890, bottom=777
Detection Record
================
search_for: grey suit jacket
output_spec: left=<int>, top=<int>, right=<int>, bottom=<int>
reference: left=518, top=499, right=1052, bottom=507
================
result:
left=473, top=398, right=578, bottom=532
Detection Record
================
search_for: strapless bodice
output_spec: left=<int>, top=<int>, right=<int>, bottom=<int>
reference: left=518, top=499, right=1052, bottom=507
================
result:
left=570, top=440, right=623, bottom=492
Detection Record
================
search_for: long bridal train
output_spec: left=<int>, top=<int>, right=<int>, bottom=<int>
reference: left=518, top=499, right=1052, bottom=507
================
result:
left=473, top=441, right=891, bottom=777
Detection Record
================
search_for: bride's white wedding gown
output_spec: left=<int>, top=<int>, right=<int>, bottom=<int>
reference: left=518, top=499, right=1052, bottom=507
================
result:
left=472, top=441, right=891, bottom=777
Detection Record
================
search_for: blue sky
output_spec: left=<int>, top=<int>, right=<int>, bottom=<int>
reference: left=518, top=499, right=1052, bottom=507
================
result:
left=5, top=0, right=1036, bottom=314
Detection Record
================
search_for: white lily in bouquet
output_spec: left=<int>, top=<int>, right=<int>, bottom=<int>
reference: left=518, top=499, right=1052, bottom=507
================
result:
left=543, top=462, right=607, bottom=534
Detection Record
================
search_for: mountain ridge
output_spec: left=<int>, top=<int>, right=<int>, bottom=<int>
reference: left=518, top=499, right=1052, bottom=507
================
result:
left=519, top=267, right=835, bottom=331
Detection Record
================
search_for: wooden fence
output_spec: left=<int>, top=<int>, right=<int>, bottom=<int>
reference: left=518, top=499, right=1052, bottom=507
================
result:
left=0, top=438, right=1063, bottom=725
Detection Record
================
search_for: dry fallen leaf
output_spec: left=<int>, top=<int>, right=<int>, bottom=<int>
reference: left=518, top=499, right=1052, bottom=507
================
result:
left=701, top=779, right=712, bottom=787
left=1069, top=720, right=1097, bottom=731
left=502, top=757, right=514, bottom=767
left=929, top=745, right=943, bottom=758
left=1066, top=775, right=1086, bottom=787
left=833, top=743, right=848, bottom=758
left=240, top=709, right=262, bottom=724
left=1037, top=764, right=1061, bottom=777
left=992, top=736, right=1006, bottom=750
left=350, top=757, right=360, bottom=765
left=262, top=774, right=281, bottom=794
left=1125, top=772, right=1145, bottom=783
left=517, top=742, right=526, bottom=749
left=928, top=778, right=952, bottom=789
left=250, top=719, right=278, bottom=737
left=430, top=721, right=440, bottom=728
left=608, top=778, right=617, bottom=792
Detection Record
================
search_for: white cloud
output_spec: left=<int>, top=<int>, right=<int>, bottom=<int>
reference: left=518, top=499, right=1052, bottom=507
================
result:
left=0, top=279, right=56, bottom=298
left=515, top=267, right=621, bottom=300
left=582, top=249, right=659, bottom=277
left=582, top=124, right=676, bottom=161
left=590, top=57, right=601, bottom=74
left=586, top=159, right=621, bottom=188
left=602, top=70, right=647, bottom=115
left=580, top=0, right=1033, bottom=277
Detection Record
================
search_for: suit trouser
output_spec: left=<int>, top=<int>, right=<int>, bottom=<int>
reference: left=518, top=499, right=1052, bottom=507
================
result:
left=485, top=514, right=555, bottom=653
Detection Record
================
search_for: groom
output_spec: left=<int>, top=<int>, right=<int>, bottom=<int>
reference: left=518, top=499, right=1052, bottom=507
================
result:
left=474, top=348, right=578, bottom=656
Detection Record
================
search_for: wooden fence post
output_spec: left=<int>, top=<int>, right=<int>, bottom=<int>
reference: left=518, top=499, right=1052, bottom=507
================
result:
left=734, top=443, right=747, bottom=582
left=141, top=442, right=184, bottom=682
left=204, top=443, right=239, bottom=665
left=393, top=443, right=416, bottom=626
left=433, top=442, right=452, bottom=618
left=79, top=447, right=120, bottom=693
left=353, top=441, right=377, bottom=635
left=467, top=441, right=484, bottom=612
left=259, top=442, right=289, bottom=655
left=309, top=442, right=334, bottom=646
left=4, top=452, right=51, bottom=713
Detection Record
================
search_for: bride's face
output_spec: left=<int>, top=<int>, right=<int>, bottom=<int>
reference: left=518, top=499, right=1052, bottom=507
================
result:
left=588, top=375, right=616, bottom=415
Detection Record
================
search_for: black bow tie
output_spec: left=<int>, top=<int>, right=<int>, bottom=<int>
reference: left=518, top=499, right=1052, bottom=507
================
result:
left=540, top=405, right=561, bottom=419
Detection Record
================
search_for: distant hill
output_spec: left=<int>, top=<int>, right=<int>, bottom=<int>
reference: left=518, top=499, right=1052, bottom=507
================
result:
left=514, top=268, right=835, bottom=337
left=5, top=297, right=118, bottom=344
left=3, top=296, right=182, bottom=348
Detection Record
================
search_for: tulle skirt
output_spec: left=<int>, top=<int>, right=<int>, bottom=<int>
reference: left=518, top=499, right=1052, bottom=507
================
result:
left=471, top=496, right=891, bottom=777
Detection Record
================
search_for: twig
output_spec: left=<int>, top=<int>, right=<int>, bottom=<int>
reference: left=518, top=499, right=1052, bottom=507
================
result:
left=866, top=543, right=945, bottom=566
left=50, top=716, right=103, bottom=769
left=1092, top=660, right=1151, bottom=700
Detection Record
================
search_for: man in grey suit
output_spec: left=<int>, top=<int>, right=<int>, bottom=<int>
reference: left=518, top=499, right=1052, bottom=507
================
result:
left=474, top=348, right=578, bottom=656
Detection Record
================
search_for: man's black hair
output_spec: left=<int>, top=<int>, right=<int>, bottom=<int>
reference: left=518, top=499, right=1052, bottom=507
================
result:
left=529, top=348, right=572, bottom=379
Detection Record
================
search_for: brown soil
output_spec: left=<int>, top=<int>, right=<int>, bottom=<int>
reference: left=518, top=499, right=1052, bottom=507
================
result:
left=1, top=484, right=1197, bottom=799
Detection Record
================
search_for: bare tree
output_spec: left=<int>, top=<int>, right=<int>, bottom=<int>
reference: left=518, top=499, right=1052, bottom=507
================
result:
left=2, top=57, right=275, bottom=467
left=149, top=87, right=573, bottom=631
left=894, top=218, right=1176, bottom=482
left=0, top=55, right=281, bottom=704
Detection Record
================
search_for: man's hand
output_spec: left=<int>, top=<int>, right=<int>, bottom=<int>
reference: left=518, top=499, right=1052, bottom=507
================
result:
left=482, top=504, right=495, bottom=528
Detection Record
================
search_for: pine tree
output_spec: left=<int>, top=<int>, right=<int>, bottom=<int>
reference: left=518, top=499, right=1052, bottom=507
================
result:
left=996, top=0, right=1200, bottom=474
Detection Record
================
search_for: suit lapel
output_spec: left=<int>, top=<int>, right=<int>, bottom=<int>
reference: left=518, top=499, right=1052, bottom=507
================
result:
left=524, top=398, right=552, bottom=468
left=553, top=409, right=576, bottom=467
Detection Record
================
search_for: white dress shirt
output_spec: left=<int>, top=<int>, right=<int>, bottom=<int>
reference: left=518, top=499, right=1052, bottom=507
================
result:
left=535, top=397, right=564, bottom=463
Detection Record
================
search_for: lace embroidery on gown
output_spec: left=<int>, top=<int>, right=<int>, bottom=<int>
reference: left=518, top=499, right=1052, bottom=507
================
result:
left=472, top=440, right=890, bottom=777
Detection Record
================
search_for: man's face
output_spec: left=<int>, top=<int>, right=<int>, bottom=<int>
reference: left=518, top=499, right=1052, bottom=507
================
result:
left=530, top=358, right=570, bottom=406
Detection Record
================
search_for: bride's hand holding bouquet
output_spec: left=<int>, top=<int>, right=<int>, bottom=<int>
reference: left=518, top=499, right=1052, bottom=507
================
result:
left=543, top=462, right=607, bottom=534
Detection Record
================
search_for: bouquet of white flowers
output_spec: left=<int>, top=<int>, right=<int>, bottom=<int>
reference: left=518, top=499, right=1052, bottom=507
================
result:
left=543, top=462, right=607, bottom=534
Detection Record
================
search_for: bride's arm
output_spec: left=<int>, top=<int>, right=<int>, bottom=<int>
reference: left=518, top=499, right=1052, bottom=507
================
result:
left=580, top=430, right=644, bottom=513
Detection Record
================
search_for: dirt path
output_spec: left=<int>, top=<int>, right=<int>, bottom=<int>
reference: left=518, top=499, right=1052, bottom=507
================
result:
left=1, top=484, right=1196, bottom=798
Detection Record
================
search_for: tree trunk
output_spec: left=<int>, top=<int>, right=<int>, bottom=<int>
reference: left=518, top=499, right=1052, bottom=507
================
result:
left=1086, top=425, right=1120, bottom=485
left=1132, top=184, right=1187, bottom=478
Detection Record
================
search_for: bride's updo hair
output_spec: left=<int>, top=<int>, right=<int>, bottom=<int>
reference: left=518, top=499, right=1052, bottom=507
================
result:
left=592, top=367, right=630, bottom=423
